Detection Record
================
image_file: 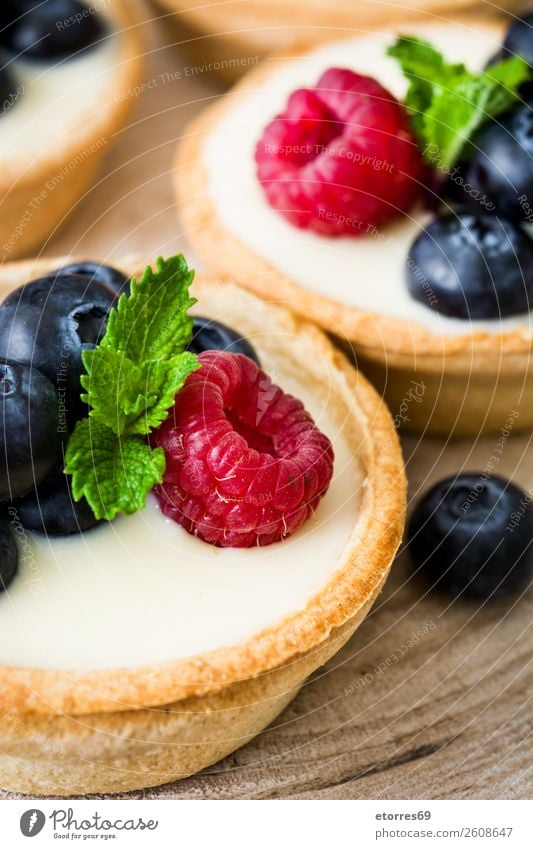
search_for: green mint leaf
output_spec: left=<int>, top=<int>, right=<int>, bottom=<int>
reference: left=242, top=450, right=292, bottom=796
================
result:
left=65, top=419, right=166, bottom=521
left=388, top=36, right=531, bottom=170
left=130, top=352, right=199, bottom=436
left=387, top=35, right=464, bottom=84
left=65, top=254, right=200, bottom=521
left=102, top=254, right=196, bottom=363
left=423, top=76, right=492, bottom=170
left=80, top=347, right=146, bottom=436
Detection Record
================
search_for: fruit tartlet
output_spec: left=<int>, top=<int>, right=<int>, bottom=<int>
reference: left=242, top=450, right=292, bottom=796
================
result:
left=176, top=16, right=533, bottom=436
left=0, top=1, right=143, bottom=261
left=151, top=0, right=522, bottom=81
left=0, top=255, right=405, bottom=795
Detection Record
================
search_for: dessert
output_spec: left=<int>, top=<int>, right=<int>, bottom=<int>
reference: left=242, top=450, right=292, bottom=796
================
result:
left=151, top=0, right=522, bottom=81
left=176, top=17, right=533, bottom=437
left=0, top=256, right=405, bottom=795
left=0, top=1, right=143, bottom=260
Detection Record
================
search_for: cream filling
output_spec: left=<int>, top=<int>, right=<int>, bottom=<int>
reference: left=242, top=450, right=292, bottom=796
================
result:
left=203, top=24, right=533, bottom=337
left=0, top=362, right=363, bottom=671
left=0, top=29, right=120, bottom=164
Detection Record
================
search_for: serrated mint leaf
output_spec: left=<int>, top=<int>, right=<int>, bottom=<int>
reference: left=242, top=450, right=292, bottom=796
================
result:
left=65, top=419, right=166, bottom=521
left=483, top=56, right=532, bottom=113
left=80, top=347, right=146, bottom=436
left=423, top=76, right=491, bottom=170
left=388, top=35, right=464, bottom=84
left=388, top=35, right=531, bottom=170
left=129, top=351, right=199, bottom=436
left=65, top=254, right=199, bottom=521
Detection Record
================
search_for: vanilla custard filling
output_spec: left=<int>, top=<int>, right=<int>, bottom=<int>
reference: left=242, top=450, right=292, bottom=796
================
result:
left=0, top=354, right=364, bottom=670
left=203, top=24, right=533, bottom=337
left=0, top=29, right=120, bottom=164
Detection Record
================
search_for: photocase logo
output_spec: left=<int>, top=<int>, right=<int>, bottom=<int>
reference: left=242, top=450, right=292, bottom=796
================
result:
left=20, top=809, right=46, bottom=837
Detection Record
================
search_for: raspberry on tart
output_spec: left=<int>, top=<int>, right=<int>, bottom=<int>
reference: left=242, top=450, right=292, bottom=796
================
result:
left=152, top=351, right=334, bottom=547
left=255, top=67, right=426, bottom=235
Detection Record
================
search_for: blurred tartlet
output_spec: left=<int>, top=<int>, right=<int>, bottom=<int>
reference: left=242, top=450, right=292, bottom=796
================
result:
left=0, top=0, right=143, bottom=261
left=175, top=17, right=533, bottom=436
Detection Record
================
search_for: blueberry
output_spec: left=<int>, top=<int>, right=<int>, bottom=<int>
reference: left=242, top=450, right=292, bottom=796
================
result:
left=0, top=521, right=17, bottom=591
left=1, top=0, right=105, bottom=61
left=453, top=102, right=533, bottom=223
left=0, top=360, right=61, bottom=501
left=53, top=261, right=130, bottom=297
left=0, top=65, right=21, bottom=116
left=408, top=474, right=533, bottom=600
left=502, top=12, right=533, bottom=67
left=0, top=273, right=115, bottom=422
left=407, top=212, right=533, bottom=319
left=188, top=316, right=260, bottom=365
left=15, top=471, right=101, bottom=535
left=484, top=14, right=533, bottom=97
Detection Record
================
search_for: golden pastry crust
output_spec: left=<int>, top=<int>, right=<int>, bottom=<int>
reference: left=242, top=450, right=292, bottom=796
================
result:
left=0, top=256, right=406, bottom=718
left=0, top=1, right=144, bottom=261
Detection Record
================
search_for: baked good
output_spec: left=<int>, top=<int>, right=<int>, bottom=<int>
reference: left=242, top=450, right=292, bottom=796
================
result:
left=0, top=255, right=405, bottom=795
left=0, top=1, right=143, bottom=261
left=175, top=17, right=533, bottom=436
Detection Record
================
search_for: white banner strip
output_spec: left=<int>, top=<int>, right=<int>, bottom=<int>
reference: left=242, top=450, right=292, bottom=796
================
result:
left=1, top=799, right=530, bottom=848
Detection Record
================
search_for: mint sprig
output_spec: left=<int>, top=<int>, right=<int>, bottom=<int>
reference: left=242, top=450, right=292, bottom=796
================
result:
left=388, top=36, right=531, bottom=170
left=65, top=255, right=199, bottom=521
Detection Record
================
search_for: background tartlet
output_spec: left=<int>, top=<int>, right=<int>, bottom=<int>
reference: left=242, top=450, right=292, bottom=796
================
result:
left=151, top=0, right=522, bottom=80
left=174, top=18, right=533, bottom=438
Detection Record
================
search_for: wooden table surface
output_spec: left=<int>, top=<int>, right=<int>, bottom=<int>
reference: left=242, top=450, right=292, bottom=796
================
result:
left=2, top=2, right=531, bottom=800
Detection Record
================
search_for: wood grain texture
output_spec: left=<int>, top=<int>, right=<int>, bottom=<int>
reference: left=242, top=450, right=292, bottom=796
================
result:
left=1, top=1, right=531, bottom=800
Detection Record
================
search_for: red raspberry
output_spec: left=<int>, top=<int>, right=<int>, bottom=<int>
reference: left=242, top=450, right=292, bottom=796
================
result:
left=152, top=351, right=334, bottom=548
left=255, top=67, right=426, bottom=235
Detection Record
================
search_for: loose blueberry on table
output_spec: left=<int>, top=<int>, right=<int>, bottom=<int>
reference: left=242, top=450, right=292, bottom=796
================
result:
left=408, top=474, right=533, bottom=600
left=0, top=255, right=334, bottom=594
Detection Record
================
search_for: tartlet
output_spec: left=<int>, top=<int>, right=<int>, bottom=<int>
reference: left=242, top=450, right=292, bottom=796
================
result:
left=175, top=18, right=533, bottom=437
left=152, top=0, right=518, bottom=80
left=0, top=256, right=405, bottom=796
left=0, top=1, right=143, bottom=262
